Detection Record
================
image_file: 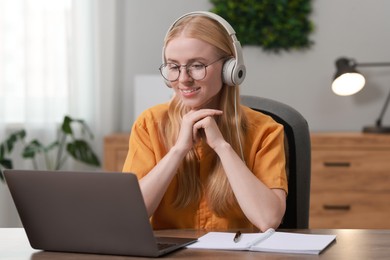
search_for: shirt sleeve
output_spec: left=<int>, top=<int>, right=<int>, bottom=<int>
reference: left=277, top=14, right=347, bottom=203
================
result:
left=122, top=107, right=164, bottom=179
left=245, top=108, right=288, bottom=194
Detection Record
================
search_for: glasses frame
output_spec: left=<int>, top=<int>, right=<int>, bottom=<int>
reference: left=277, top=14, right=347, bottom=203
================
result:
left=159, top=57, right=226, bottom=82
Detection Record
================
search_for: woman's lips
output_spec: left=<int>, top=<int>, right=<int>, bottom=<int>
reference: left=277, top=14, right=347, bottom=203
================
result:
left=180, top=87, right=201, bottom=96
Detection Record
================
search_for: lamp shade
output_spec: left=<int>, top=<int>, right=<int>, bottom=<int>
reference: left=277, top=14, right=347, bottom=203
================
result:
left=332, top=58, right=366, bottom=96
left=331, top=57, right=390, bottom=134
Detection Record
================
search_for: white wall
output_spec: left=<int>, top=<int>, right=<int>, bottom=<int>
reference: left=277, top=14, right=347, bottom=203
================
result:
left=121, top=0, right=390, bottom=132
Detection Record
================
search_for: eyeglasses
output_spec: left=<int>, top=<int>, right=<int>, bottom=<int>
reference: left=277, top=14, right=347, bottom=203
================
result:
left=159, top=57, right=225, bottom=82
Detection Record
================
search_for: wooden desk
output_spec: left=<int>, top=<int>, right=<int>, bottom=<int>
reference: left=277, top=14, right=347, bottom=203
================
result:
left=1, top=228, right=390, bottom=259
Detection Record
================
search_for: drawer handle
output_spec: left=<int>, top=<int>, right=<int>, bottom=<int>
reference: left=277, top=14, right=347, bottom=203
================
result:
left=323, top=162, right=351, bottom=168
left=323, top=204, right=351, bottom=211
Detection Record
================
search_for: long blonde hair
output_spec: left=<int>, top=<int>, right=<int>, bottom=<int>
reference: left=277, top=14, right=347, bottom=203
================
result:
left=160, top=15, right=248, bottom=217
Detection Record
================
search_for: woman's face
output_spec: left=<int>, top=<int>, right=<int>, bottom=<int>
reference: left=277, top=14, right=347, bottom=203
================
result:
left=164, top=35, right=224, bottom=110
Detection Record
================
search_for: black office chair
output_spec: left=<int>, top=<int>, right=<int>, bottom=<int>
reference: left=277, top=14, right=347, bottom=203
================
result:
left=241, top=95, right=311, bottom=229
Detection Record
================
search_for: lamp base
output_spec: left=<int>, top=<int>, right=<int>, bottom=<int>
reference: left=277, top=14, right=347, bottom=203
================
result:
left=362, top=125, right=390, bottom=134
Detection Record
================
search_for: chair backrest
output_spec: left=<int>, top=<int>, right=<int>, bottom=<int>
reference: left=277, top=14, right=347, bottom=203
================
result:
left=240, top=95, right=311, bottom=229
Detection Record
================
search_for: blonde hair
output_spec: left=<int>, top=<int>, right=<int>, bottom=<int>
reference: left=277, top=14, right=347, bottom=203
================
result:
left=160, top=15, right=248, bottom=217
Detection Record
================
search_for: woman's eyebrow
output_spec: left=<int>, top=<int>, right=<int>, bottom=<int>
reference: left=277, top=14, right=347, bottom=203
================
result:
left=166, top=58, right=179, bottom=64
left=166, top=57, right=209, bottom=64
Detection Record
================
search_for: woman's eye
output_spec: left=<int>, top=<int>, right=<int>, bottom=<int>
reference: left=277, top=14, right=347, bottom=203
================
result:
left=168, top=65, right=180, bottom=71
left=191, top=64, right=205, bottom=70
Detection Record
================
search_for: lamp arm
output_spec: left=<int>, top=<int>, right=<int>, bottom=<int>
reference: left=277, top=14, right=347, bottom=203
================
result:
left=375, top=89, right=390, bottom=127
left=357, top=62, right=390, bottom=67
left=355, top=62, right=390, bottom=127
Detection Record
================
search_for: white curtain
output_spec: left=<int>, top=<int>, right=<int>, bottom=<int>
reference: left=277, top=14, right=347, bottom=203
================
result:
left=0, top=0, right=121, bottom=226
left=0, top=0, right=72, bottom=132
left=0, top=0, right=120, bottom=168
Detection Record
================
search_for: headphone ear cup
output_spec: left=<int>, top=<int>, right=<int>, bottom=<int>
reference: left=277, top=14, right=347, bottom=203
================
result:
left=222, top=58, right=237, bottom=86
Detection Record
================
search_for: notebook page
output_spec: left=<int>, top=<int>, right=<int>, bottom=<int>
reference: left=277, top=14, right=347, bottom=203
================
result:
left=187, top=232, right=270, bottom=250
left=250, top=232, right=336, bottom=254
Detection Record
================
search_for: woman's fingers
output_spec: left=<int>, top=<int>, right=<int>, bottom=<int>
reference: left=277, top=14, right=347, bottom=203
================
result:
left=177, top=109, right=223, bottom=151
left=193, top=116, right=225, bottom=149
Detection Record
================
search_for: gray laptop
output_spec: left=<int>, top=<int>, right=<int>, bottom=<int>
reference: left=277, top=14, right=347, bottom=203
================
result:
left=4, top=170, right=196, bottom=257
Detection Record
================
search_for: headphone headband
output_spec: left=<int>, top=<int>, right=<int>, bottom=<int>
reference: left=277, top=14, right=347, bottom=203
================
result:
left=162, top=11, right=246, bottom=86
left=165, top=11, right=238, bottom=41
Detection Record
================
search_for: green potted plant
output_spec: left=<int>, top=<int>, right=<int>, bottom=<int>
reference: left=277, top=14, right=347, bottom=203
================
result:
left=0, top=115, right=100, bottom=181
left=210, top=0, right=314, bottom=52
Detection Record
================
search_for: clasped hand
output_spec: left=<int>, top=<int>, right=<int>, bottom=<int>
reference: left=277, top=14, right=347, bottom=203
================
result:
left=176, top=109, right=225, bottom=152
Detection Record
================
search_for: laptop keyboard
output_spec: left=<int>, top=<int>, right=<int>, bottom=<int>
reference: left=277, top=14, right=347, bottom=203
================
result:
left=157, top=242, right=176, bottom=250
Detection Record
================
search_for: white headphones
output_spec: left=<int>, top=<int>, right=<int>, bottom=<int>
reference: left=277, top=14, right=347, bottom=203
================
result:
left=162, top=11, right=246, bottom=87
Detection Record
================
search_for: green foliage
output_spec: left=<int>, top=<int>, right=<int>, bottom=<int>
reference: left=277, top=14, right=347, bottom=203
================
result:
left=0, top=130, right=26, bottom=180
left=0, top=116, right=100, bottom=181
left=210, top=0, right=314, bottom=52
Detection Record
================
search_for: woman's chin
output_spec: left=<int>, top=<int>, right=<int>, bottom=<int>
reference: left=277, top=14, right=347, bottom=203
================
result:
left=180, top=99, right=204, bottom=110
left=179, top=94, right=219, bottom=110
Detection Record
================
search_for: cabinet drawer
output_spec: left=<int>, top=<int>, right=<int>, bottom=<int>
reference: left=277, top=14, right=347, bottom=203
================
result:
left=312, top=150, right=390, bottom=173
left=311, top=150, right=390, bottom=192
left=310, top=191, right=390, bottom=228
left=311, top=168, right=390, bottom=193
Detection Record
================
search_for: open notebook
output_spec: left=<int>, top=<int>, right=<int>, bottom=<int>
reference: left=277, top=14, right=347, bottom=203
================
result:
left=187, top=228, right=336, bottom=255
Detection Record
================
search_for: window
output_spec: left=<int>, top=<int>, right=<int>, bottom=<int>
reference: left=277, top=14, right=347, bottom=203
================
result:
left=0, top=0, right=73, bottom=125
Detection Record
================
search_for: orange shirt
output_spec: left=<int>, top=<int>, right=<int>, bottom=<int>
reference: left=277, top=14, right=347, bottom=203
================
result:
left=123, top=103, right=287, bottom=230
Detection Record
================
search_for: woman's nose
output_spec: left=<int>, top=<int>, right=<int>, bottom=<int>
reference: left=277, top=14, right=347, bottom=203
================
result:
left=178, top=67, right=192, bottom=82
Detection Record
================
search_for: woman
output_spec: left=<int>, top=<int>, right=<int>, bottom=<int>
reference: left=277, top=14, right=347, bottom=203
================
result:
left=123, top=11, right=287, bottom=232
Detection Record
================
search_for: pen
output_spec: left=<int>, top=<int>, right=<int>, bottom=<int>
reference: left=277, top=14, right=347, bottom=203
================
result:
left=233, top=230, right=242, bottom=243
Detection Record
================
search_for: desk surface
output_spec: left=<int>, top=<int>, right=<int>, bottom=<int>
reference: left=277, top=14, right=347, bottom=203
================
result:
left=1, top=228, right=390, bottom=259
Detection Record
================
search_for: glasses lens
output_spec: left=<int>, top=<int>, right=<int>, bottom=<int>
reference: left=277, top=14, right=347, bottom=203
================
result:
left=188, top=63, right=206, bottom=80
left=159, top=62, right=208, bottom=81
left=160, top=64, right=179, bottom=81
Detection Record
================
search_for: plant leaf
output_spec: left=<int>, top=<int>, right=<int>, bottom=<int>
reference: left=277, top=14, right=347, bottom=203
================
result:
left=22, top=140, right=45, bottom=158
left=0, top=130, right=25, bottom=178
left=61, top=115, right=73, bottom=135
left=0, top=144, right=4, bottom=158
left=0, top=158, right=13, bottom=169
left=61, top=115, right=94, bottom=140
left=66, top=140, right=100, bottom=167
left=0, top=158, right=13, bottom=181
left=1, top=129, right=26, bottom=155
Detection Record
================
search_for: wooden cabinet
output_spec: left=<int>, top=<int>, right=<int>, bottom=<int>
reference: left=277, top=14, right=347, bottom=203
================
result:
left=310, top=133, right=390, bottom=228
left=103, top=133, right=129, bottom=172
